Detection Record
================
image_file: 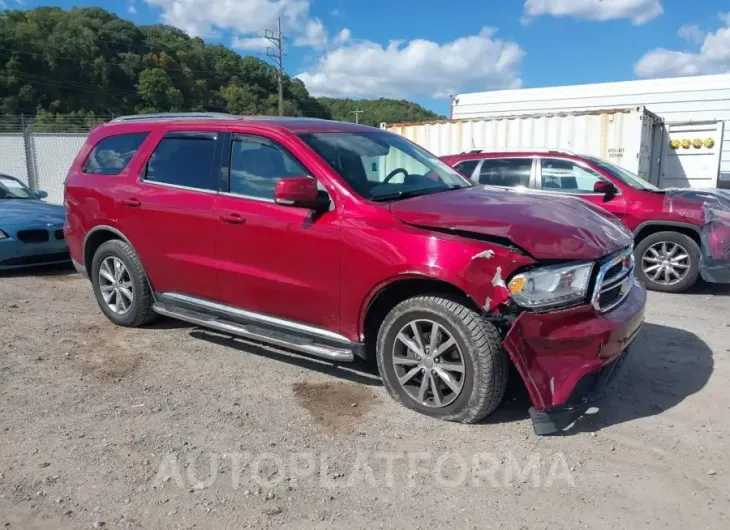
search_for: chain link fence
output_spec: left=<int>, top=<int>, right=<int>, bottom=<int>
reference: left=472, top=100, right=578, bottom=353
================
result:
left=0, top=115, right=111, bottom=204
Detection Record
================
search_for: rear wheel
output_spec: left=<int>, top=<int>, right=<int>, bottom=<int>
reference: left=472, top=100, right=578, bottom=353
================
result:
left=376, top=295, right=508, bottom=423
left=634, top=231, right=700, bottom=293
left=91, top=239, right=157, bottom=327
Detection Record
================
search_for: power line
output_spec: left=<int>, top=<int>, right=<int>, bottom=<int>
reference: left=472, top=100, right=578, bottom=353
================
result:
left=264, top=17, right=285, bottom=117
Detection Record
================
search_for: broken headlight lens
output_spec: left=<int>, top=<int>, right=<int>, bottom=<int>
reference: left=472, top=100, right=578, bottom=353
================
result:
left=507, top=262, right=593, bottom=310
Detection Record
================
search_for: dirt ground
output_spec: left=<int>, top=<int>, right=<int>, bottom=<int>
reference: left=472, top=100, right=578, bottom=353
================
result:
left=1, top=265, right=729, bottom=529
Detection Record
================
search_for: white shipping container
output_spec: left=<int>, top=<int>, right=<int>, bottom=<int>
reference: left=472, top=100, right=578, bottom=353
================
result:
left=450, top=73, right=730, bottom=186
left=382, top=107, right=663, bottom=182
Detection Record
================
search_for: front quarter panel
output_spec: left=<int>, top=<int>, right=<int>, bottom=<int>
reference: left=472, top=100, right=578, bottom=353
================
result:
left=339, top=209, right=535, bottom=341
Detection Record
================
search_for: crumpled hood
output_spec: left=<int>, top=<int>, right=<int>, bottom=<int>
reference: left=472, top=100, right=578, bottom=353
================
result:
left=389, top=187, right=632, bottom=260
left=0, top=200, right=65, bottom=227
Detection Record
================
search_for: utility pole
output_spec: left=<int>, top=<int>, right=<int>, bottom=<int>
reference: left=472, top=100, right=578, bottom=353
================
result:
left=352, top=109, right=364, bottom=124
left=265, top=17, right=285, bottom=116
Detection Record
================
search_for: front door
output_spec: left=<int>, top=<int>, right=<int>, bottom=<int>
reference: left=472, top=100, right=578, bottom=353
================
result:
left=537, top=157, right=627, bottom=222
left=213, top=132, right=342, bottom=333
left=116, top=129, right=222, bottom=300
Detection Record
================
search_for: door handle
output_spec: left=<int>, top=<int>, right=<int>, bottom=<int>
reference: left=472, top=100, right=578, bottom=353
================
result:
left=220, top=214, right=246, bottom=225
left=120, top=198, right=141, bottom=207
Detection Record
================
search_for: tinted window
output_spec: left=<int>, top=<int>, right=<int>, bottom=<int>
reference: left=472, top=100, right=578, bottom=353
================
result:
left=478, top=159, right=531, bottom=187
left=454, top=160, right=479, bottom=178
left=541, top=159, right=605, bottom=194
left=229, top=138, right=306, bottom=199
left=83, top=133, right=148, bottom=175
left=144, top=134, right=218, bottom=190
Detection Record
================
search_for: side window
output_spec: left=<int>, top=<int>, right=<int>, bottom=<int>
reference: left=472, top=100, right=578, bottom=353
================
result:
left=83, top=132, right=149, bottom=175
left=453, top=160, right=479, bottom=179
left=540, top=159, right=605, bottom=194
left=144, top=133, right=218, bottom=191
left=229, top=137, right=307, bottom=199
left=478, top=159, right=531, bottom=187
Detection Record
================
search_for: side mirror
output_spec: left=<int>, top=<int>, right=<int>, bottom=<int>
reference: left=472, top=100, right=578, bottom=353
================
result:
left=593, top=180, right=618, bottom=195
left=36, top=190, right=48, bottom=199
left=274, top=177, right=329, bottom=211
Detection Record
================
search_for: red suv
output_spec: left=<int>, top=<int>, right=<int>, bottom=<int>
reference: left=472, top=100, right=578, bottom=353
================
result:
left=64, top=114, right=646, bottom=435
left=441, top=149, right=730, bottom=293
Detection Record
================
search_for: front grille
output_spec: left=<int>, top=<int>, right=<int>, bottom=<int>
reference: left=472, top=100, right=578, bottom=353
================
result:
left=591, top=247, right=635, bottom=313
left=17, top=229, right=50, bottom=243
left=54, top=229, right=65, bottom=240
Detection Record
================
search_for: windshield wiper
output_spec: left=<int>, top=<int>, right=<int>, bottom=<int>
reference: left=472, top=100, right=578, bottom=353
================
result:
left=370, top=185, right=465, bottom=202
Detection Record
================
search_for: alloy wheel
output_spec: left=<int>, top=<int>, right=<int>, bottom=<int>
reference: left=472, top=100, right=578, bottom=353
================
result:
left=98, top=256, right=134, bottom=315
left=641, top=241, right=690, bottom=286
left=391, top=319, right=465, bottom=408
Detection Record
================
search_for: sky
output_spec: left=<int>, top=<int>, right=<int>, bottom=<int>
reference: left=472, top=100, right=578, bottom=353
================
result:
left=5, top=0, right=730, bottom=114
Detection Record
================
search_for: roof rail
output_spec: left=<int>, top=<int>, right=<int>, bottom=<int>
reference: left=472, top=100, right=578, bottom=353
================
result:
left=109, top=112, right=242, bottom=123
left=462, top=147, right=576, bottom=155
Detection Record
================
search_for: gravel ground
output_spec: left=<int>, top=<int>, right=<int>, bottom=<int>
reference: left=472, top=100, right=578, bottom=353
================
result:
left=1, top=265, right=729, bottom=529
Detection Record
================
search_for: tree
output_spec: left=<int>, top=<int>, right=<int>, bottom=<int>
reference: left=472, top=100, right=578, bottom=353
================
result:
left=317, top=97, right=444, bottom=127
left=0, top=6, right=440, bottom=127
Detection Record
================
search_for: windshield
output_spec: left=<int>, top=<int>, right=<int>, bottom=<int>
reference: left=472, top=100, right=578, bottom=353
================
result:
left=299, top=132, right=472, bottom=201
left=0, top=175, right=36, bottom=199
left=584, top=156, right=661, bottom=191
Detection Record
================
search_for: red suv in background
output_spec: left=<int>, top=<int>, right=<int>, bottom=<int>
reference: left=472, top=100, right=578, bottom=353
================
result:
left=65, top=114, right=646, bottom=435
left=441, top=149, right=730, bottom=293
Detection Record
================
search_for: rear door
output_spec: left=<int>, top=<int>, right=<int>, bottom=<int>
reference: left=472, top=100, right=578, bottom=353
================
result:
left=116, top=128, right=223, bottom=300
left=537, top=157, right=628, bottom=221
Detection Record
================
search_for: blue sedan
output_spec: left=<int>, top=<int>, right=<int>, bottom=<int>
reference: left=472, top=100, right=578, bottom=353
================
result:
left=0, top=174, right=69, bottom=271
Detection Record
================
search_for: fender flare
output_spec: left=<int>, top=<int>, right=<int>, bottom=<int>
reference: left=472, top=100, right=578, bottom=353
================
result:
left=82, top=225, right=154, bottom=290
left=357, top=271, right=483, bottom=341
left=632, top=221, right=702, bottom=238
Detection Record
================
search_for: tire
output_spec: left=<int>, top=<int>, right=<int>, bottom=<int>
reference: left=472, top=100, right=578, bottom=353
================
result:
left=90, top=239, right=157, bottom=327
left=376, top=295, right=508, bottom=423
left=634, top=231, right=701, bottom=293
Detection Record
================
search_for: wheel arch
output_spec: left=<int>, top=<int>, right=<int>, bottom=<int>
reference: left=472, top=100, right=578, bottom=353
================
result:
left=83, top=226, right=153, bottom=290
left=633, top=221, right=703, bottom=248
left=361, top=276, right=482, bottom=357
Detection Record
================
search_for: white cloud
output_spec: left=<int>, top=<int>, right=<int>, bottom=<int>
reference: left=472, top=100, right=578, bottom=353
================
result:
left=678, top=24, right=705, bottom=44
left=294, top=18, right=328, bottom=50
left=295, top=27, right=524, bottom=99
left=635, top=14, right=730, bottom=78
left=333, top=28, right=351, bottom=46
left=128, top=2, right=137, bottom=14
left=523, top=0, right=663, bottom=25
left=231, top=36, right=271, bottom=51
left=145, top=0, right=310, bottom=38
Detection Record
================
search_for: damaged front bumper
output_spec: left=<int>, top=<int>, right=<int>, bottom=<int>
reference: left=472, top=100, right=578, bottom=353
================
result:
left=502, top=279, right=646, bottom=435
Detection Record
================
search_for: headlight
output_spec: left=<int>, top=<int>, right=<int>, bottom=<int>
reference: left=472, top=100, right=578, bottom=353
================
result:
left=507, top=262, right=594, bottom=310
left=0, top=229, right=8, bottom=240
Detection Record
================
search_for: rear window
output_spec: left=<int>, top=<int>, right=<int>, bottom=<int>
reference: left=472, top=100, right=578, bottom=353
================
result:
left=83, top=132, right=149, bottom=175
left=478, top=158, right=531, bottom=187
left=143, top=133, right=218, bottom=191
left=453, top=160, right=479, bottom=178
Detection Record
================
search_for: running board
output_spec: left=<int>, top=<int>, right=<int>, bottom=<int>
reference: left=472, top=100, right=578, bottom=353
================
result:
left=152, top=303, right=355, bottom=362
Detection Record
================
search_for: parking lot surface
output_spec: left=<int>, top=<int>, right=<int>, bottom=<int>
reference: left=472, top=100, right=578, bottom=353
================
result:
left=1, top=266, right=729, bottom=529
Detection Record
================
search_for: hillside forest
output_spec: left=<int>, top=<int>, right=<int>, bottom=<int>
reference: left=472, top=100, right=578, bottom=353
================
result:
left=0, top=6, right=444, bottom=130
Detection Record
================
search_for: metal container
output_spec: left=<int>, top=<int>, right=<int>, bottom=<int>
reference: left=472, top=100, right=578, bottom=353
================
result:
left=382, top=106, right=663, bottom=182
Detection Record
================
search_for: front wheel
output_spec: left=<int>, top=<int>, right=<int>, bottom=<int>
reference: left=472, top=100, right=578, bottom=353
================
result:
left=376, top=296, right=508, bottom=423
left=634, top=231, right=701, bottom=293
